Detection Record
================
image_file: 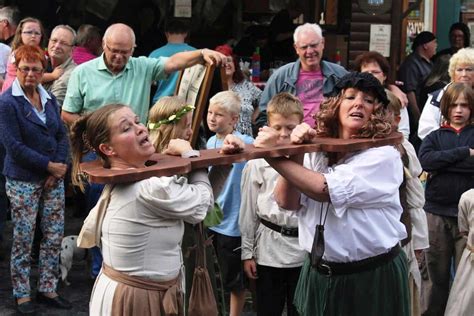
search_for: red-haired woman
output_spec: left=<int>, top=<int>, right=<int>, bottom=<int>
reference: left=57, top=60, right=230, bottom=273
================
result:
left=0, top=44, right=70, bottom=314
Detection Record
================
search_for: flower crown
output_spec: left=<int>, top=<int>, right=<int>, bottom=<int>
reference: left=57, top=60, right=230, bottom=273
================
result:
left=147, top=105, right=195, bottom=130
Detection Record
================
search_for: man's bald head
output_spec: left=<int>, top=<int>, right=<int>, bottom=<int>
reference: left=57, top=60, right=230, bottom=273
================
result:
left=102, top=23, right=136, bottom=74
left=103, top=23, right=136, bottom=46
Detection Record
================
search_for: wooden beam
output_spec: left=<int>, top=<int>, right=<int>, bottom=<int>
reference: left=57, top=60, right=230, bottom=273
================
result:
left=80, top=133, right=404, bottom=184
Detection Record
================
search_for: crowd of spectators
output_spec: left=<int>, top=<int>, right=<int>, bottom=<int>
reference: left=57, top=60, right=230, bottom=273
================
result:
left=0, top=5, right=472, bottom=316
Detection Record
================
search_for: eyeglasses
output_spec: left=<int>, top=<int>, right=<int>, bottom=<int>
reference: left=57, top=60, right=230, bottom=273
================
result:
left=18, top=66, right=43, bottom=74
left=455, top=67, right=474, bottom=73
left=22, top=30, right=42, bottom=37
left=364, top=70, right=383, bottom=75
left=49, top=38, right=73, bottom=47
left=105, top=43, right=133, bottom=56
left=296, top=41, right=322, bottom=51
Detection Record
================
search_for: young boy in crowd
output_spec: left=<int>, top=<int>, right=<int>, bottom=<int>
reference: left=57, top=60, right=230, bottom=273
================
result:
left=387, top=91, right=429, bottom=316
left=206, top=90, right=254, bottom=316
left=240, top=92, right=306, bottom=316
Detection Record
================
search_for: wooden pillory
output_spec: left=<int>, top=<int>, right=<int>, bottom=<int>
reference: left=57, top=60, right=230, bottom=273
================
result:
left=81, top=64, right=404, bottom=184
left=80, top=132, right=404, bottom=184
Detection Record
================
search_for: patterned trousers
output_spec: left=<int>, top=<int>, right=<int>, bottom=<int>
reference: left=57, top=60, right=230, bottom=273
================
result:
left=6, top=178, right=65, bottom=299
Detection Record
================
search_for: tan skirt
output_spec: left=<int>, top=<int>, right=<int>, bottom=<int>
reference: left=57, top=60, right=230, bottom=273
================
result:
left=444, top=246, right=474, bottom=316
left=99, top=264, right=184, bottom=316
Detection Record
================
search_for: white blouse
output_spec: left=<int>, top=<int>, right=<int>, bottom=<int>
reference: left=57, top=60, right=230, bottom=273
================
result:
left=298, top=146, right=407, bottom=262
left=100, top=173, right=213, bottom=281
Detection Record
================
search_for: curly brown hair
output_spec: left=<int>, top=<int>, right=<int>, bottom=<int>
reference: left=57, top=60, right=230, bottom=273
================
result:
left=315, top=91, right=393, bottom=139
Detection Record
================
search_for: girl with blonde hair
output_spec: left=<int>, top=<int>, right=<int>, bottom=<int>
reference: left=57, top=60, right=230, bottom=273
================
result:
left=148, top=96, right=194, bottom=153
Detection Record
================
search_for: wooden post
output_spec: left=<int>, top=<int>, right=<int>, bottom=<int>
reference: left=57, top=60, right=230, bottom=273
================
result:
left=390, top=0, right=403, bottom=82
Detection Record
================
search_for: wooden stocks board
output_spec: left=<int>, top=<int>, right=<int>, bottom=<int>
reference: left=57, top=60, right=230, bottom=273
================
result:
left=80, top=132, right=403, bottom=184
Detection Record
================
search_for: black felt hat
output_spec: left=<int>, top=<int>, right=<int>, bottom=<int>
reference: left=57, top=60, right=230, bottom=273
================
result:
left=412, top=31, right=436, bottom=50
left=330, top=72, right=389, bottom=107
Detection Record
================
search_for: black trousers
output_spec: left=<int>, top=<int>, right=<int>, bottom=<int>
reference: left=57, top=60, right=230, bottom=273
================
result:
left=256, top=264, right=301, bottom=316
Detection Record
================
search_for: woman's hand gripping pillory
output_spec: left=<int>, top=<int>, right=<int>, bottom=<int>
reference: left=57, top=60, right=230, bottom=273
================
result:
left=163, top=138, right=199, bottom=158
left=254, top=126, right=282, bottom=148
left=290, top=123, right=318, bottom=144
left=219, top=134, right=245, bottom=154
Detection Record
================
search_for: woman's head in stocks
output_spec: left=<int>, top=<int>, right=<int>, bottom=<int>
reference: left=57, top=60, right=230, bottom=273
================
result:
left=315, top=72, right=392, bottom=139
left=70, top=104, right=154, bottom=190
left=148, top=96, right=194, bottom=153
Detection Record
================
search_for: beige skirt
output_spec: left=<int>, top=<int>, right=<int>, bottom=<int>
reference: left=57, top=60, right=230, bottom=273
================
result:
left=90, top=264, right=183, bottom=316
left=444, top=246, right=474, bottom=316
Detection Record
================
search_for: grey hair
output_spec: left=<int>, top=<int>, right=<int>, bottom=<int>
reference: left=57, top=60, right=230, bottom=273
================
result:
left=51, top=24, right=77, bottom=45
left=209, top=91, right=241, bottom=116
left=293, top=23, right=323, bottom=43
left=103, top=23, right=136, bottom=46
left=0, top=6, right=20, bottom=26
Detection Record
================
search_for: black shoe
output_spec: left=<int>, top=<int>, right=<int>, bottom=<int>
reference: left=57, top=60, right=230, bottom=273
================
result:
left=36, top=293, right=72, bottom=309
left=15, top=300, right=36, bottom=315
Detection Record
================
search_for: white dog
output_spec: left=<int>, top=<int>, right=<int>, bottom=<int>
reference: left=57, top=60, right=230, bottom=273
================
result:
left=60, top=235, right=88, bottom=285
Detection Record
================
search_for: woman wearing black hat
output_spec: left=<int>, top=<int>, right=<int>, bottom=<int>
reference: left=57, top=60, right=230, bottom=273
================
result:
left=255, top=72, right=409, bottom=316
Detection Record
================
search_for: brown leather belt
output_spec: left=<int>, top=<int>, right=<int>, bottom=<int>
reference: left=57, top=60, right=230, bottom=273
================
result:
left=260, top=218, right=298, bottom=237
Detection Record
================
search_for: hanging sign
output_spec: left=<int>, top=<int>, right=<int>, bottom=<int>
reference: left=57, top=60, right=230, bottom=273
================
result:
left=175, top=0, right=192, bottom=18
left=369, top=24, right=391, bottom=57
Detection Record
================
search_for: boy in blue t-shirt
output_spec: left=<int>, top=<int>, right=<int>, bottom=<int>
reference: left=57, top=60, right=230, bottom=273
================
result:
left=206, top=90, right=253, bottom=316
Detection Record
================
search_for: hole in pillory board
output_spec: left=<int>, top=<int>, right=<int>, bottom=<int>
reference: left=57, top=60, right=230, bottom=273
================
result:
left=145, top=160, right=158, bottom=167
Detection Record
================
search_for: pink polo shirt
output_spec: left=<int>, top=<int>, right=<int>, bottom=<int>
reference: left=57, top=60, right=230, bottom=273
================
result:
left=72, top=46, right=97, bottom=65
left=295, top=70, right=324, bottom=127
